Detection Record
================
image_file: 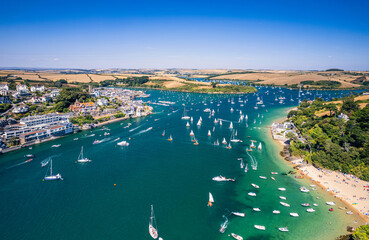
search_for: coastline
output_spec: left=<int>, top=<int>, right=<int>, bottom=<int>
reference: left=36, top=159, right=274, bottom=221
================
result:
left=269, top=114, right=369, bottom=225
left=1, top=112, right=151, bottom=155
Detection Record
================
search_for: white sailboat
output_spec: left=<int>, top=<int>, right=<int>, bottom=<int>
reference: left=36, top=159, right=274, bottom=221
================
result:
left=162, top=130, right=165, bottom=136
left=186, top=122, right=190, bottom=127
left=149, top=205, right=159, bottom=239
left=214, top=139, right=220, bottom=146
left=229, top=122, right=233, bottom=129
left=258, top=143, right=262, bottom=150
left=190, top=130, right=194, bottom=136
left=190, top=116, right=193, bottom=122
left=222, top=138, right=227, bottom=145
left=197, top=119, right=202, bottom=126
left=181, top=106, right=190, bottom=120
left=219, top=120, right=222, bottom=126
left=250, top=141, right=256, bottom=148
left=208, top=192, right=214, bottom=207
left=77, top=146, right=91, bottom=163
left=208, top=130, right=211, bottom=136
left=230, top=130, right=241, bottom=142
left=44, top=160, right=63, bottom=181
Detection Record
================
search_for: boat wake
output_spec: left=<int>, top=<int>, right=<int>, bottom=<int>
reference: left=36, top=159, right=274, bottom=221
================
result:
left=246, top=151, right=258, bottom=170
left=132, top=127, right=153, bottom=136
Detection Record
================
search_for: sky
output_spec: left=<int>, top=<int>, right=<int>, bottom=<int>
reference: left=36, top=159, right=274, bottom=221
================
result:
left=0, top=0, right=369, bottom=70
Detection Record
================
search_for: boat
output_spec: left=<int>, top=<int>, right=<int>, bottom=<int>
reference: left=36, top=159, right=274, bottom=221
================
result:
left=248, top=192, right=256, bottom=197
left=181, top=106, right=190, bottom=120
left=190, top=130, right=194, bottom=136
left=208, top=192, right=214, bottom=207
left=77, top=146, right=91, bottom=163
left=190, top=116, right=193, bottom=122
left=280, top=196, right=286, bottom=200
left=271, top=172, right=278, bottom=175
left=326, top=202, right=336, bottom=206
left=244, top=164, right=248, bottom=173
left=197, top=119, right=202, bottom=126
left=74, top=138, right=79, bottom=140
left=306, top=208, right=315, bottom=213
left=251, top=183, right=259, bottom=189
left=104, top=132, right=110, bottom=136
left=278, top=188, right=286, bottom=191
left=279, top=227, right=289, bottom=232
left=259, top=176, right=267, bottom=179
left=230, top=130, right=241, bottom=142
left=208, top=130, right=211, bottom=136
left=203, top=108, right=211, bottom=112
left=253, top=208, right=261, bottom=211
left=93, top=140, right=102, bottom=144
left=258, top=143, right=262, bottom=150
left=313, top=203, right=318, bottom=207
left=193, top=139, right=198, bottom=145
left=273, top=210, right=280, bottom=214
left=214, top=139, right=220, bottom=146
left=301, top=203, right=310, bottom=207
left=290, top=213, right=299, bottom=217
left=222, top=138, right=227, bottom=145
left=41, top=159, right=50, bottom=167
left=240, top=159, right=244, bottom=169
left=271, top=177, right=276, bottom=181
left=25, top=154, right=34, bottom=158
left=219, top=216, right=229, bottom=233
left=186, top=122, right=190, bottom=127
left=250, top=141, right=255, bottom=148
left=162, top=130, right=165, bottom=136
left=212, top=176, right=235, bottom=182
left=219, top=120, right=222, bottom=126
left=44, top=160, right=63, bottom=181
left=167, top=135, right=173, bottom=141
left=231, top=233, right=243, bottom=240
left=226, top=143, right=232, bottom=149
left=231, top=212, right=245, bottom=217
left=346, top=211, right=353, bottom=215
left=329, top=208, right=334, bottom=212
left=280, top=202, right=290, bottom=207
left=300, top=187, right=310, bottom=192
left=254, top=225, right=265, bottom=230
left=149, top=205, right=159, bottom=239
left=229, top=122, right=233, bottom=129
left=51, top=144, right=61, bottom=148
left=117, top=141, right=129, bottom=146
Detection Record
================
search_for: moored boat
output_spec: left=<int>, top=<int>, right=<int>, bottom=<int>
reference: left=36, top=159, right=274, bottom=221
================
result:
left=254, top=225, right=265, bottom=230
left=279, top=227, right=289, bottom=232
left=231, top=212, right=245, bottom=217
left=231, top=233, right=243, bottom=240
left=290, top=212, right=299, bottom=217
left=280, top=202, right=290, bottom=207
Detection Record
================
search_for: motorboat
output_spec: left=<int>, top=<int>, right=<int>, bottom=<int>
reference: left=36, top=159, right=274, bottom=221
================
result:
left=219, top=216, right=229, bottom=233
left=231, top=212, right=245, bottom=217
left=117, top=141, right=129, bottom=146
left=253, top=208, right=261, bottom=212
left=212, top=176, right=235, bottom=182
left=306, top=208, right=315, bottom=213
left=231, top=233, right=243, bottom=240
left=248, top=192, right=256, bottom=197
left=51, top=144, right=61, bottom=148
left=278, top=188, right=286, bottom=191
left=301, top=203, right=310, bottom=207
left=280, top=202, right=290, bottom=207
left=254, top=225, right=265, bottom=230
left=93, top=140, right=102, bottom=144
left=279, top=196, right=286, bottom=200
left=300, top=187, right=310, bottom=193
left=326, top=202, right=336, bottom=206
left=251, top=183, right=259, bottom=189
left=259, top=176, right=267, bottom=179
left=279, top=227, right=289, bottom=232
left=290, top=212, right=299, bottom=217
left=273, top=210, right=280, bottom=214
left=271, top=172, right=278, bottom=175
left=25, top=154, right=34, bottom=158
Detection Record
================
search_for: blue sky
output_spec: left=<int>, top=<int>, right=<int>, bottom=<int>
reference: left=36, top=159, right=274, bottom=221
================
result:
left=0, top=0, right=368, bottom=70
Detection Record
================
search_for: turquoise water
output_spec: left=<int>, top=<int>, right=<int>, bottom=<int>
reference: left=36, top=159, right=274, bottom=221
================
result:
left=0, top=87, right=365, bottom=240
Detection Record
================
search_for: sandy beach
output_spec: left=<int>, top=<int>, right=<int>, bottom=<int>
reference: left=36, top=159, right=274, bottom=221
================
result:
left=294, top=160, right=369, bottom=222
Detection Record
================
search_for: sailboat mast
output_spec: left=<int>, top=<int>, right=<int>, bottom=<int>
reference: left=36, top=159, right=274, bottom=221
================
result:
left=50, top=160, right=53, bottom=176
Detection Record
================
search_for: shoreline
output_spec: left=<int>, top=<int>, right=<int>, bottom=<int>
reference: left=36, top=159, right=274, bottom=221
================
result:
left=1, top=112, right=151, bottom=155
left=269, top=116, right=369, bottom=225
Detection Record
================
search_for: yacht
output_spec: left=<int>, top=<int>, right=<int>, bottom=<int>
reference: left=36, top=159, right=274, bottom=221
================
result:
left=279, top=227, right=289, bottom=232
left=280, top=202, right=290, bottom=207
left=306, top=208, right=315, bottom=213
left=117, top=141, right=129, bottom=146
left=248, top=192, right=256, bottom=197
left=290, top=213, right=299, bottom=217
left=273, top=210, right=280, bottom=214
left=77, top=146, right=91, bottom=163
left=231, top=233, right=243, bottom=240
left=254, top=225, right=265, bottom=230
left=44, top=160, right=63, bottom=181
left=231, top=212, right=245, bottom=217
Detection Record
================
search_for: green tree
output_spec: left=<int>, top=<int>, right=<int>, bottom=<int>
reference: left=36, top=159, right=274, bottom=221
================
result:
left=325, top=103, right=338, bottom=116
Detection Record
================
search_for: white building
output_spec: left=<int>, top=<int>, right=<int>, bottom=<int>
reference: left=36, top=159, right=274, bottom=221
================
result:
left=97, top=98, right=109, bottom=106
left=30, top=85, right=45, bottom=92
left=0, top=84, right=9, bottom=91
left=338, top=113, right=349, bottom=121
left=12, top=106, right=29, bottom=114
left=16, top=85, right=29, bottom=93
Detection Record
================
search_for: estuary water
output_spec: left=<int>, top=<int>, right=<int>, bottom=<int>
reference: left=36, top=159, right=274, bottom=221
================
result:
left=0, top=87, right=365, bottom=240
